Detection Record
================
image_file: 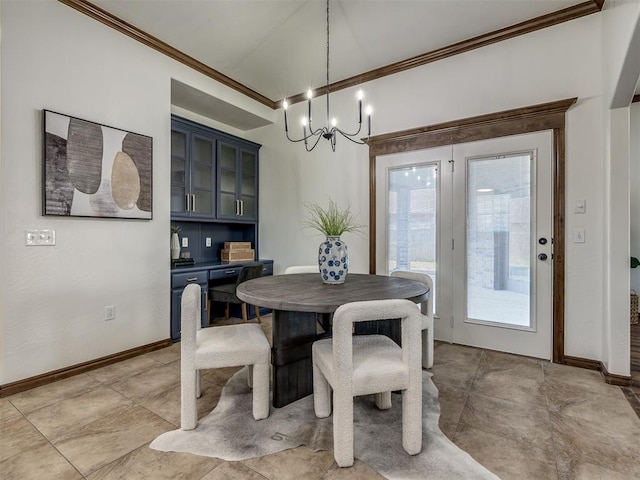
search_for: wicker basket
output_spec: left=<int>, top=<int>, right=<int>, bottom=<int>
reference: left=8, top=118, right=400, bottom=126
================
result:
left=631, top=290, right=639, bottom=325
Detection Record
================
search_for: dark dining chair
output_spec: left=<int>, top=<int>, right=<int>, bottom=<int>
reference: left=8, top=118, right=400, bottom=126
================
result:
left=209, top=263, right=264, bottom=323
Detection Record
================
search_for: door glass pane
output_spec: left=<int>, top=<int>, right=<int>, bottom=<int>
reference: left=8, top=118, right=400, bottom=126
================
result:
left=241, top=152, right=256, bottom=195
left=193, top=190, right=212, bottom=215
left=466, top=154, right=531, bottom=327
left=193, top=137, right=213, bottom=166
left=171, top=131, right=186, bottom=158
left=220, top=144, right=236, bottom=170
left=220, top=192, right=236, bottom=216
left=171, top=158, right=185, bottom=185
left=241, top=195, right=256, bottom=218
left=193, top=164, right=212, bottom=189
left=171, top=186, right=186, bottom=214
left=387, top=164, right=438, bottom=310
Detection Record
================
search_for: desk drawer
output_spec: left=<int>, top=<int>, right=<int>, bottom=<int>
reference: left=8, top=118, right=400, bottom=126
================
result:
left=210, top=267, right=241, bottom=280
left=172, top=270, right=208, bottom=288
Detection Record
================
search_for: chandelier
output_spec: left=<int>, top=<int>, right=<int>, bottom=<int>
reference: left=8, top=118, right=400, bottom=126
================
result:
left=282, top=0, right=372, bottom=152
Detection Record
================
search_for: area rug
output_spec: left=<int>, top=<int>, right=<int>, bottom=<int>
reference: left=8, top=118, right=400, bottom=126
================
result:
left=150, top=369, right=499, bottom=479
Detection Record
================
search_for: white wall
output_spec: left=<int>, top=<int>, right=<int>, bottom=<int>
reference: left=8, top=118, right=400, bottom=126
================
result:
left=601, top=0, right=640, bottom=375
left=631, top=103, right=640, bottom=292
left=254, top=12, right=616, bottom=364
left=0, top=0, right=272, bottom=384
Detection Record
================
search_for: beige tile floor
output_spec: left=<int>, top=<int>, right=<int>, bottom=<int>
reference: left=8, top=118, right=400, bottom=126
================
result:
left=2, top=315, right=640, bottom=480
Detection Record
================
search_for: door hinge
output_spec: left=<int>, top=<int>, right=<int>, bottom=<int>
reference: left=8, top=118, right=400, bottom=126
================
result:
left=450, top=317, right=454, bottom=328
left=451, top=238, right=454, bottom=250
left=448, top=159, right=454, bottom=172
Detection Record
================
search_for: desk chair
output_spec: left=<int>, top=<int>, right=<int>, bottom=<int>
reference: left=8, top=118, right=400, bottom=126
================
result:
left=209, top=263, right=264, bottom=323
left=180, top=284, right=271, bottom=428
left=312, top=299, right=423, bottom=467
left=390, top=270, right=434, bottom=369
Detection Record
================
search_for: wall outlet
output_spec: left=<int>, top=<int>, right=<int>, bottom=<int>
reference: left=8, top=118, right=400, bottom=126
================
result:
left=104, top=305, right=115, bottom=321
left=182, top=237, right=189, bottom=248
left=205, top=237, right=212, bottom=247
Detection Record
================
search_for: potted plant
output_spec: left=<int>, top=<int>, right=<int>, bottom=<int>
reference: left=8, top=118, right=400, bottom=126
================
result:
left=303, top=199, right=364, bottom=284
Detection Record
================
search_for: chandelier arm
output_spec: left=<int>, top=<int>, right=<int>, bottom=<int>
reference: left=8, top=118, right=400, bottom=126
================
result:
left=335, top=128, right=368, bottom=145
left=305, top=133, right=325, bottom=152
left=333, top=122, right=363, bottom=138
left=285, top=129, right=321, bottom=143
left=308, top=125, right=326, bottom=137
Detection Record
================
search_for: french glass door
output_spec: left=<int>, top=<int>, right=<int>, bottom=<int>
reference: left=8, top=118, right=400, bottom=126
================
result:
left=376, top=131, right=553, bottom=359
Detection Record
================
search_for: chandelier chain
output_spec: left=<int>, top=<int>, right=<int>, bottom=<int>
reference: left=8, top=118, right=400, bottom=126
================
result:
left=326, top=0, right=330, bottom=125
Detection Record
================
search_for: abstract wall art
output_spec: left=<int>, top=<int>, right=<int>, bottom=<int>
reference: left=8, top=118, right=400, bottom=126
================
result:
left=43, top=110, right=153, bottom=219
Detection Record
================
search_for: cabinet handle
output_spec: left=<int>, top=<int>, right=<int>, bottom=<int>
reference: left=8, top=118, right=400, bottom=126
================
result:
left=191, top=194, right=196, bottom=212
left=225, top=269, right=236, bottom=274
left=186, top=277, right=198, bottom=282
left=235, top=199, right=240, bottom=216
left=240, top=200, right=244, bottom=216
left=203, top=290, right=208, bottom=310
left=185, top=194, right=190, bottom=212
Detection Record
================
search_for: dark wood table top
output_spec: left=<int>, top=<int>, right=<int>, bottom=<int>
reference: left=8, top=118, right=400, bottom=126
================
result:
left=236, top=273, right=429, bottom=313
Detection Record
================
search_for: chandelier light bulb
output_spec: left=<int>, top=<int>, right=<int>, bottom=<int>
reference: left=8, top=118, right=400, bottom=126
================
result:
left=331, top=118, right=337, bottom=127
left=356, top=90, right=364, bottom=100
left=306, top=89, right=313, bottom=100
left=283, top=100, right=288, bottom=110
left=365, top=105, right=373, bottom=116
left=301, top=117, right=308, bottom=126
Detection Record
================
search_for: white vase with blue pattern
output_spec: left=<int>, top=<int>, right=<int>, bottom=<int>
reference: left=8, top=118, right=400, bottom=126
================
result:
left=318, top=236, right=349, bottom=284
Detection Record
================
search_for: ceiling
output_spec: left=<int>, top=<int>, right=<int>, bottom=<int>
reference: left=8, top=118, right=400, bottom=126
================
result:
left=89, top=0, right=594, bottom=105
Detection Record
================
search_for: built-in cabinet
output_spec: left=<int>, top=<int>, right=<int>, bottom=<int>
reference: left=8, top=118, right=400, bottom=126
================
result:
left=171, top=116, right=260, bottom=223
left=170, top=115, right=271, bottom=343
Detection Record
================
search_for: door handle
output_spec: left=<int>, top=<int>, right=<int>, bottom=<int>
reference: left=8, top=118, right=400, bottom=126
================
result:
left=185, top=194, right=190, bottom=212
left=538, top=253, right=548, bottom=261
left=538, top=237, right=547, bottom=245
left=191, top=194, right=196, bottom=212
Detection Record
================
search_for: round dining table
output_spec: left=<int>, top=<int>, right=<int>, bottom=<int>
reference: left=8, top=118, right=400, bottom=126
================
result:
left=237, top=273, right=429, bottom=408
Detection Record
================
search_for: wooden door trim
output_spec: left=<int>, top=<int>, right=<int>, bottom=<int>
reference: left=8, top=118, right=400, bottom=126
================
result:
left=368, top=97, right=577, bottom=363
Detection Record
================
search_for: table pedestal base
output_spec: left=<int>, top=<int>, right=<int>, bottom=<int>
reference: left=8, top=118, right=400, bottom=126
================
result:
left=272, top=310, right=317, bottom=408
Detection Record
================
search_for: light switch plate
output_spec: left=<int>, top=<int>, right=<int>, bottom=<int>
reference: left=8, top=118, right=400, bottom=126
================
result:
left=182, top=237, right=189, bottom=248
left=25, top=229, right=56, bottom=246
left=205, top=237, right=212, bottom=247
left=574, top=199, right=586, bottom=214
left=573, top=228, right=585, bottom=243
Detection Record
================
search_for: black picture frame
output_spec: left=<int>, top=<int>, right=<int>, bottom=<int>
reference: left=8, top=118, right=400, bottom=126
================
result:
left=43, top=110, right=153, bottom=219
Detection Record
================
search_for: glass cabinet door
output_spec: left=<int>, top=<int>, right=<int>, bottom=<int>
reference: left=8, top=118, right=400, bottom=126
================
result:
left=218, top=142, right=239, bottom=218
left=170, top=128, right=189, bottom=216
left=191, top=135, right=215, bottom=217
left=240, top=149, right=257, bottom=221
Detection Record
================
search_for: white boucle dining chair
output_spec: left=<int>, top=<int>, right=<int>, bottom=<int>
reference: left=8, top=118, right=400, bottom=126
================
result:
left=283, top=265, right=319, bottom=274
left=180, top=283, right=271, bottom=430
left=390, top=270, right=434, bottom=369
left=312, top=299, right=424, bottom=467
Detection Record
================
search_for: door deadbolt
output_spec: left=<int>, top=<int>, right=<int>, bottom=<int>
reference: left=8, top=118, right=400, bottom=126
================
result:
left=538, top=253, right=548, bottom=261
